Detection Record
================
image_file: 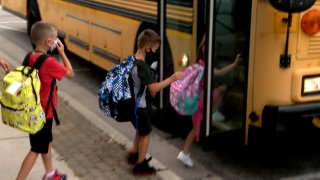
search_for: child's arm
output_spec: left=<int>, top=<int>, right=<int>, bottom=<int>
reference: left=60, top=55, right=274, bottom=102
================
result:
left=0, top=57, right=9, bottom=73
left=56, top=39, right=75, bottom=78
left=148, top=71, right=182, bottom=97
left=214, top=53, right=241, bottom=76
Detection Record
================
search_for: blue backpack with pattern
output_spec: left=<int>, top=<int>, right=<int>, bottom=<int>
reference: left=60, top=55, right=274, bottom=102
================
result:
left=98, top=55, right=137, bottom=122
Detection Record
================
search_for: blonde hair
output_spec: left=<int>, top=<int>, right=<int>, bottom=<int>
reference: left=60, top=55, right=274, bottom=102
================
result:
left=137, top=29, right=161, bottom=49
left=31, top=21, right=56, bottom=44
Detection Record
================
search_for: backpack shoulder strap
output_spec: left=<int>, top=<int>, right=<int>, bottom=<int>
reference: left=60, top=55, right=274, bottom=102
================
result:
left=22, top=52, right=33, bottom=66
left=46, top=79, right=60, bottom=125
left=32, top=54, right=49, bottom=69
left=21, top=52, right=48, bottom=69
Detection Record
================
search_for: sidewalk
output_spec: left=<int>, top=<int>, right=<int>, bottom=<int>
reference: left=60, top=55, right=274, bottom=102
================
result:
left=0, top=113, right=79, bottom=180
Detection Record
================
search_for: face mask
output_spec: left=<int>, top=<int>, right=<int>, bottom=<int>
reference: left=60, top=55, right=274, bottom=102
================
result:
left=50, top=39, right=58, bottom=52
left=145, top=49, right=158, bottom=66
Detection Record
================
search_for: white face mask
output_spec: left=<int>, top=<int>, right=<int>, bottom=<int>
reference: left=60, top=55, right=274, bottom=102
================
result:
left=50, top=39, right=58, bottom=52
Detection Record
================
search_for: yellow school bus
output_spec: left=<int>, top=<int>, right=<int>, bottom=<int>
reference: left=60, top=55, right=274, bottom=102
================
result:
left=3, top=0, right=320, bottom=147
left=2, top=0, right=194, bottom=73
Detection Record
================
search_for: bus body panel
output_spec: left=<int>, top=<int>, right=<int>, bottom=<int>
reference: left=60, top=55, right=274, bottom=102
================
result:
left=89, top=9, right=141, bottom=68
left=35, top=0, right=144, bottom=70
left=10, top=0, right=195, bottom=71
left=2, top=0, right=27, bottom=17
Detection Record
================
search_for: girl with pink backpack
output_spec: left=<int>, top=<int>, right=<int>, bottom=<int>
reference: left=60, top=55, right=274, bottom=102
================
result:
left=176, top=34, right=242, bottom=167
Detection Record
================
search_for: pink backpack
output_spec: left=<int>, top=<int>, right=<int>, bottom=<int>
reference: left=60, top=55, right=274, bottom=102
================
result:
left=170, top=63, right=204, bottom=115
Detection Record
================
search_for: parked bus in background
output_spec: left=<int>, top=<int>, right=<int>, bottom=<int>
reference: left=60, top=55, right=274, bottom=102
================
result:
left=3, top=0, right=320, bottom=148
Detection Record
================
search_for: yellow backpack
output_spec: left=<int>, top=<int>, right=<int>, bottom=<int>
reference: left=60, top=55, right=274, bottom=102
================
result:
left=0, top=53, right=48, bottom=134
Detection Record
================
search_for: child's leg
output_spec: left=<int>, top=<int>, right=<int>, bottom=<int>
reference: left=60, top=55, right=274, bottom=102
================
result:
left=182, top=127, right=196, bottom=154
left=16, top=151, right=39, bottom=180
left=137, top=134, right=150, bottom=164
left=177, top=103, right=201, bottom=167
left=129, top=134, right=140, bottom=153
left=41, top=143, right=53, bottom=174
left=212, top=85, right=227, bottom=112
left=177, top=122, right=197, bottom=167
left=133, top=108, right=152, bottom=163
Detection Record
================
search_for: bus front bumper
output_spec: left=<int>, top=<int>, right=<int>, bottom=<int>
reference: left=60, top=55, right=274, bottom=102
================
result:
left=248, top=102, right=320, bottom=146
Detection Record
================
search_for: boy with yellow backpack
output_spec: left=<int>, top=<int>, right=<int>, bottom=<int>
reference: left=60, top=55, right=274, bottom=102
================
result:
left=11, top=21, right=75, bottom=180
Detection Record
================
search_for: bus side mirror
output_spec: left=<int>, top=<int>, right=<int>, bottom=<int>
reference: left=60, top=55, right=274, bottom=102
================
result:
left=269, top=0, right=316, bottom=68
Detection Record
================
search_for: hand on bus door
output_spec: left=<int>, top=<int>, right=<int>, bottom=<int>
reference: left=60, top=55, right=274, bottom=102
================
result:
left=234, top=53, right=242, bottom=65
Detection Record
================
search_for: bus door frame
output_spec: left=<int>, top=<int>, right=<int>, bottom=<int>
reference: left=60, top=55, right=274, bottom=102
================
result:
left=203, top=0, right=215, bottom=137
left=158, top=0, right=166, bottom=109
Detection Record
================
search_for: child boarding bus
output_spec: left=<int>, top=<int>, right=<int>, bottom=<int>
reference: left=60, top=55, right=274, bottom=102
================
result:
left=3, top=0, right=320, bottom=146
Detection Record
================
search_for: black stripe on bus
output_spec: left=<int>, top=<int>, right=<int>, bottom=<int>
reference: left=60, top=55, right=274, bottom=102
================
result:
left=68, top=35, right=90, bottom=50
left=149, top=0, right=193, bottom=7
left=66, top=14, right=90, bottom=24
left=167, top=0, right=193, bottom=7
left=92, top=46, right=120, bottom=64
left=63, top=0, right=192, bottom=33
left=91, top=23, right=122, bottom=35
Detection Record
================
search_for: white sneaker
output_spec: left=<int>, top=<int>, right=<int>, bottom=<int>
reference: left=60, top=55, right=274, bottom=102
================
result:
left=212, top=111, right=225, bottom=122
left=177, top=151, right=194, bottom=167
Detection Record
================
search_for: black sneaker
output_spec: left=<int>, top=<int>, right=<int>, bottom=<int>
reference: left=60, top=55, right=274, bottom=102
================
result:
left=133, top=157, right=156, bottom=176
left=127, top=152, right=138, bottom=165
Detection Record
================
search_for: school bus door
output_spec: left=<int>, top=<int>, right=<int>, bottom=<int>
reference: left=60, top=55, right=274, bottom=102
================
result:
left=200, top=0, right=251, bottom=146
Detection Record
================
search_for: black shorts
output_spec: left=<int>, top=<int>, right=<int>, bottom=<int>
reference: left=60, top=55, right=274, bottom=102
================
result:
left=131, top=108, right=152, bottom=136
left=29, top=118, right=53, bottom=154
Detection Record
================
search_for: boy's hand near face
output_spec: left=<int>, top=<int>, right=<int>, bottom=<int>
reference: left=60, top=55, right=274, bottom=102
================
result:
left=55, top=38, right=74, bottom=78
left=56, top=38, right=65, bottom=55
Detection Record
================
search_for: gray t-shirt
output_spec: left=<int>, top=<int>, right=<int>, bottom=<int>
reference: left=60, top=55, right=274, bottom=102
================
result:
left=131, top=59, right=156, bottom=108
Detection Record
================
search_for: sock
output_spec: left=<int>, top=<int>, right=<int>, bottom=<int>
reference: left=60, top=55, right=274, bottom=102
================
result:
left=46, top=171, right=55, bottom=177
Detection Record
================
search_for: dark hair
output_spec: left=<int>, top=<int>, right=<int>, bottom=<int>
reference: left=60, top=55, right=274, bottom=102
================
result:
left=196, top=33, right=206, bottom=63
left=31, top=21, right=56, bottom=44
left=137, top=29, right=161, bottom=49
